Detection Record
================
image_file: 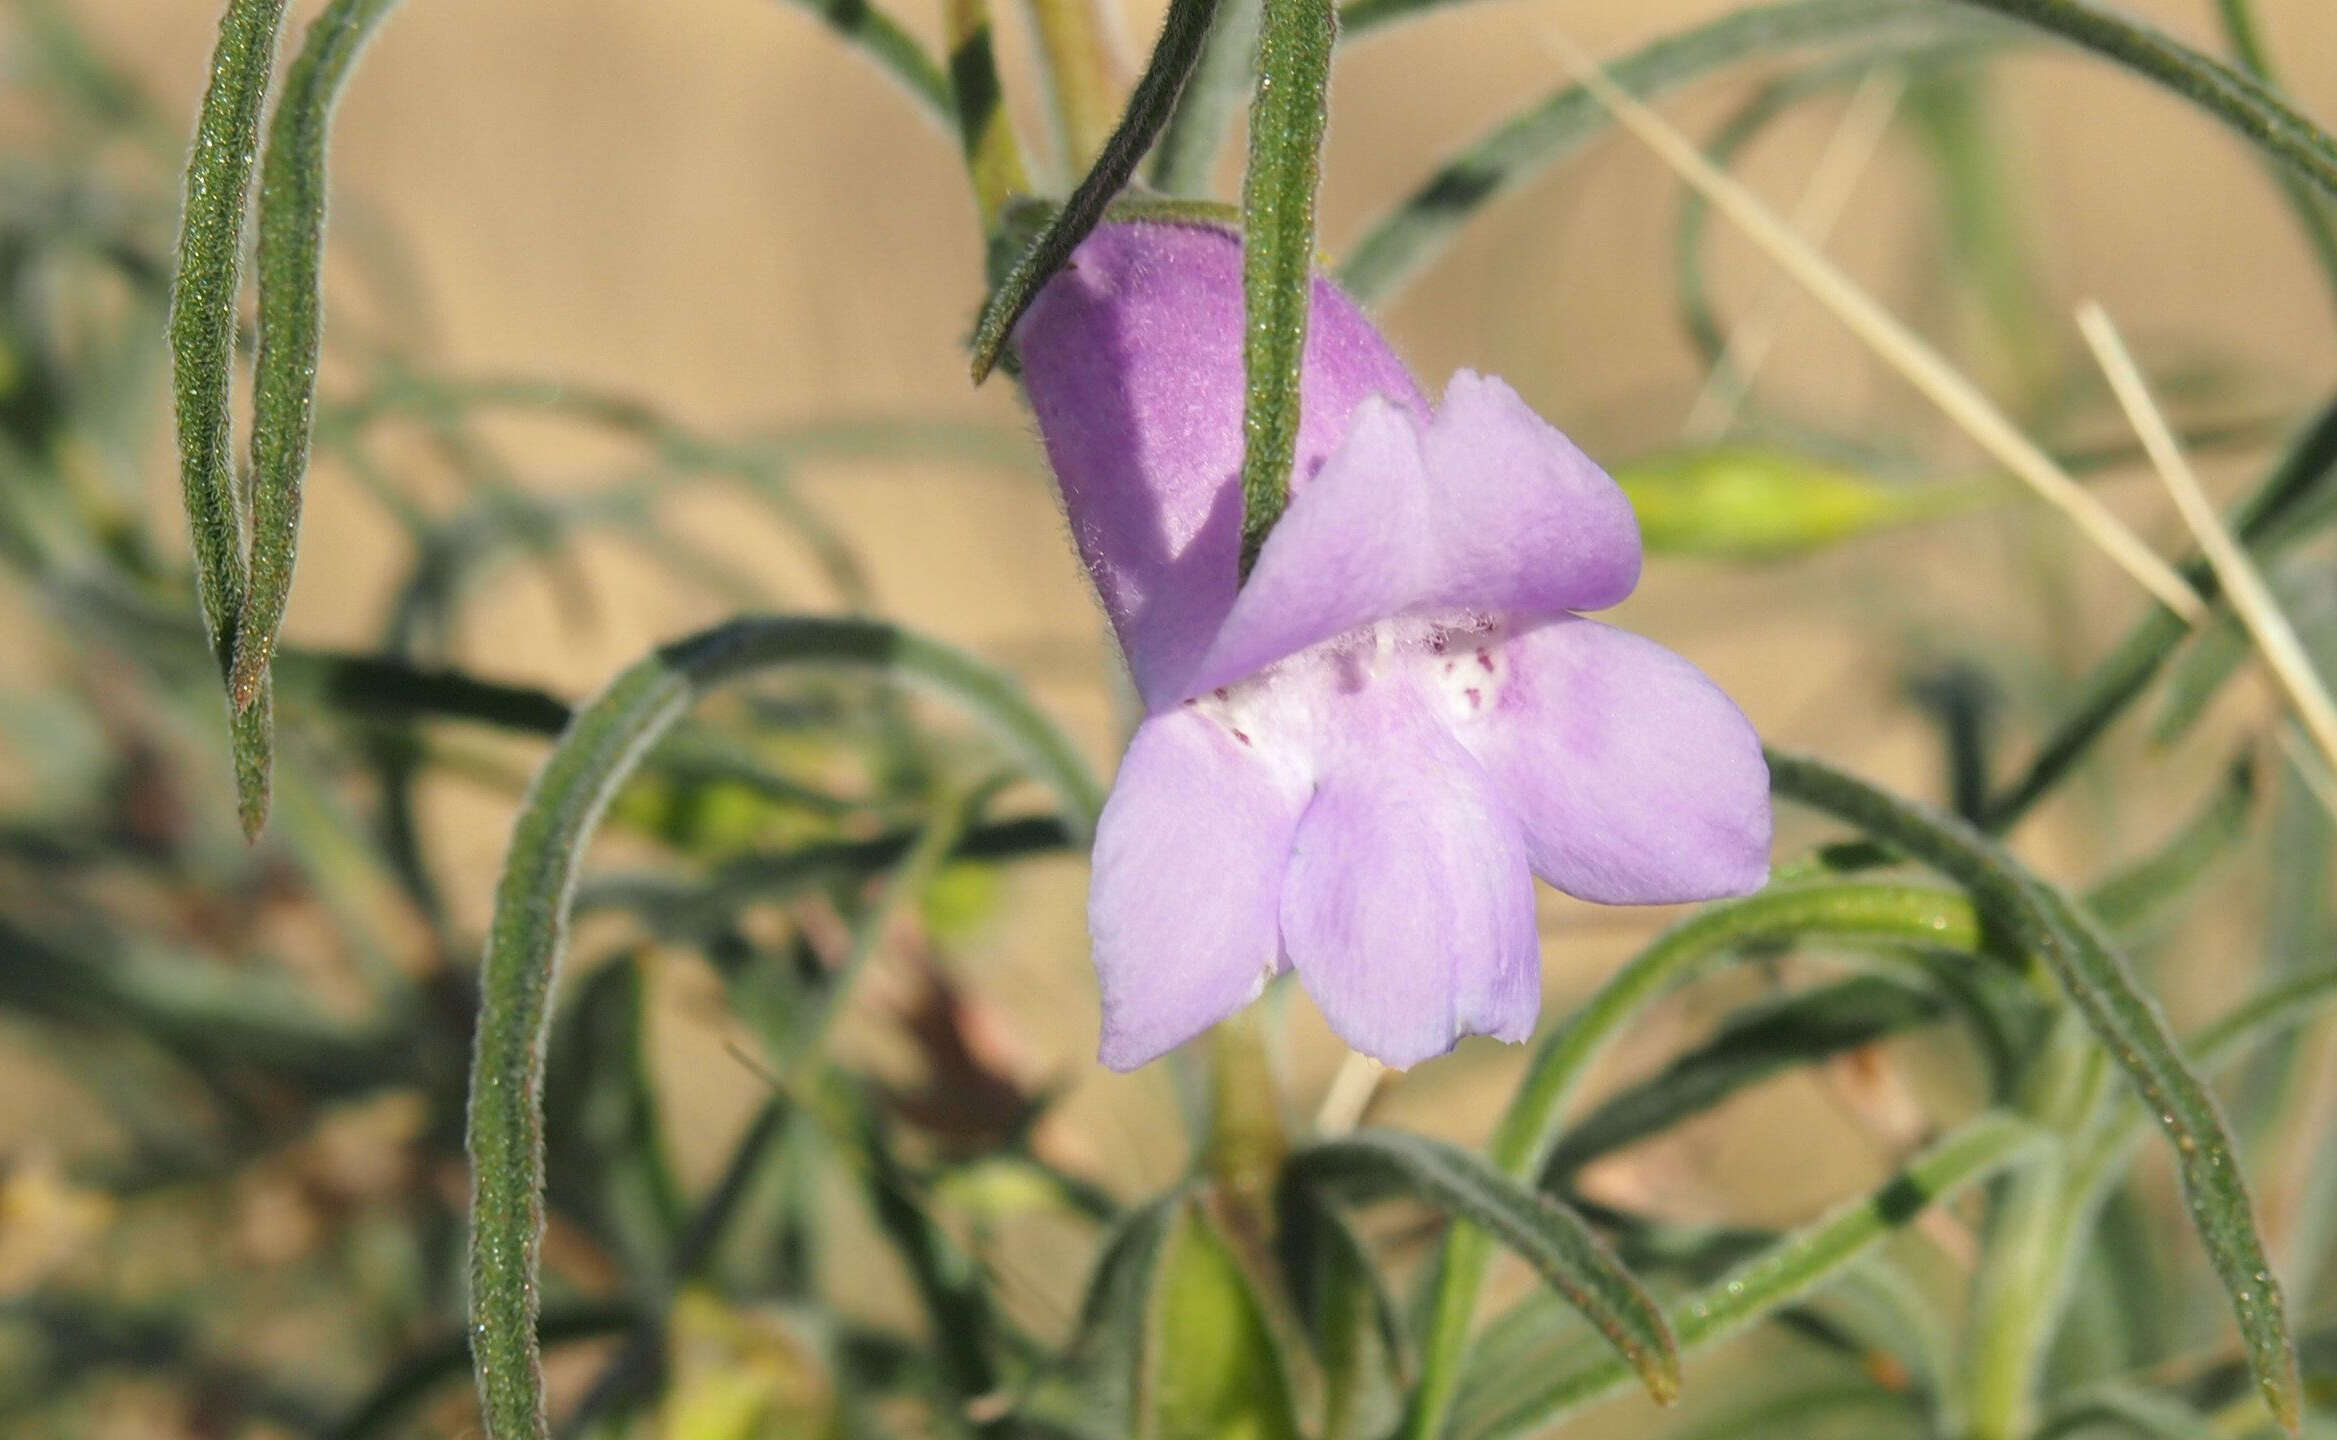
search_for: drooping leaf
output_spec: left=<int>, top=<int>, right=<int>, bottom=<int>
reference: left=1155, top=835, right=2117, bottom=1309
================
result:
left=1289, top=1128, right=1680, bottom=1407
left=167, top=0, right=290, bottom=835
left=232, top=0, right=405, bottom=732
left=1407, top=881, right=1999, bottom=1438
left=465, top=617, right=1099, bottom=1439
left=1451, top=1112, right=2040, bottom=1440
left=1769, top=748, right=2303, bottom=1431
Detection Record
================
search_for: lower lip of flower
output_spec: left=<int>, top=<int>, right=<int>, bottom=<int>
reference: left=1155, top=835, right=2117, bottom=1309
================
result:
left=1180, top=611, right=1520, bottom=771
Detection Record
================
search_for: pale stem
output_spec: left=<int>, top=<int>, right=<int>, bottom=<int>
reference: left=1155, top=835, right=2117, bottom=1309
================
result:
left=2076, top=302, right=2337, bottom=784
left=1682, top=66, right=1907, bottom=442
left=1540, top=22, right=2202, bottom=621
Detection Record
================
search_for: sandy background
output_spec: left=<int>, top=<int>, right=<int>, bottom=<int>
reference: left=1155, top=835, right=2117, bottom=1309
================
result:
left=23, top=0, right=2337, bottom=1406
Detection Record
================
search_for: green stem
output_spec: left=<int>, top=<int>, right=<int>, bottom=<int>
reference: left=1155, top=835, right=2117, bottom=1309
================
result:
left=1959, top=1018, right=2110, bottom=1440
left=1462, top=1113, right=2041, bottom=1440
left=1403, top=882, right=1993, bottom=1440
left=1770, top=749, right=2301, bottom=1431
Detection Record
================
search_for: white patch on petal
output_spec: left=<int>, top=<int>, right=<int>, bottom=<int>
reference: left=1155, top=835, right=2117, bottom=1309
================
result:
left=1180, top=610, right=1522, bottom=774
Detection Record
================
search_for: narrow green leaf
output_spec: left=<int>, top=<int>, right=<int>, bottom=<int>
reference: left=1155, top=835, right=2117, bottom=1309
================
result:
left=1147, top=0, right=1263, bottom=196
left=1453, top=1112, right=2040, bottom=1440
left=850, top=1094, right=1007, bottom=1418
left=2155, top=565, right=2332, bottom=750
left=1231, top=0, right=1331, bottom=565
left=1768, top=748, right=2303, bottom=1432
left=1336, top=0, right=1970, bottom=305
left=1291, top=1128, right=1681, bottom=1407
left=167, top=0, right=290, bottom=834
left=231, top=0, right=404, bottom=714
left=1406, top=881, right=1996, bottom=1440
left=967, top=0, right=1225, bottom=378
left=2152, top=613, right=2254, bottom=746
left=465, top=617, right=1099, bottom=1439
left=772, top=0, right=953, bottom=124
left=1947, top=0, right=2337, bottom=204
left=1540, top=974, right=1946, bottom=1185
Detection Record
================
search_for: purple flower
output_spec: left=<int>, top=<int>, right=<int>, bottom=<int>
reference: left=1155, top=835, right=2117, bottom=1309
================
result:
left=1017, top=221, right=1771, bottom=1071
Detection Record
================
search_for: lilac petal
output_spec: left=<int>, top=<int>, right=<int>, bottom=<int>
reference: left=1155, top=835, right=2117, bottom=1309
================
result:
left=1419, top=371, right=1641, bottom=617
left=1015, top=222, right=1427, bottom=708
left=1183, top=373, right=1643, bottom=699
left=1280, top=678, right=1539, bottom=1068
left=1184, top=398, right=1438, bottom=696
left=1455, top=617, right=1771, bottom=905
left=1089, top=705, right=1308, bottom=1070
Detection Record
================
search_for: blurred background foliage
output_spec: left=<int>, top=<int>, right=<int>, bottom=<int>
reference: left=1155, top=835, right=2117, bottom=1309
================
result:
left=0, top=0, right=2333, bottom=1435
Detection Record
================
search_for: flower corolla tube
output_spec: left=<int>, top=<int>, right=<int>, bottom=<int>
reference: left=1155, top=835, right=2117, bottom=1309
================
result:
left=1015, top=221, right=1772, bottom=1071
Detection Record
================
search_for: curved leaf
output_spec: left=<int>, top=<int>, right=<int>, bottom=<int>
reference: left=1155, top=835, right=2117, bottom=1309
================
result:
left=945, top=0, right=1029, bottom=231
left=1336, top=0, right=1974, bottom=304
left=465, top=617, right=1099, bottom=1439
left=1947, top=0, right=2337, bottom=203
left=232, top=0, right=404, bottom=720
left=1290, top=1128, right=1680, bottom=1407
left=1406, top=881, right=1997, bottom=1439
left=1453, top=1112, right=2040, bottom=1440
left=167, top=0, right=290, bottom=835
left=1768, top=748, right=2302, bottom=1432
